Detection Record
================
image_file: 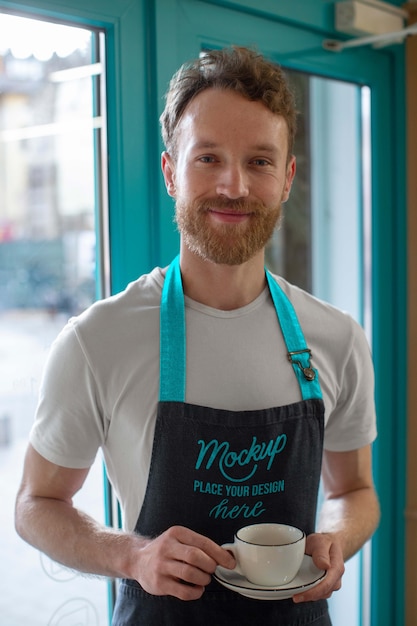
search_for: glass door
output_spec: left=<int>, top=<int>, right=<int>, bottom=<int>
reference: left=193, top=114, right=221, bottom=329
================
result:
left=0, top=13, right=110, bottom=625
left=154, top=2, right=405, bottom=625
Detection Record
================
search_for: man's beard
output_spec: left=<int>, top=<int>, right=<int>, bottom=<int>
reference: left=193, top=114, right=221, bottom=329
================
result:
left=175, top=197, right=282, bottom=265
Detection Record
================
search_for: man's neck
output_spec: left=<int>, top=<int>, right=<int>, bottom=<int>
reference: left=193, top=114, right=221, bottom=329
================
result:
left=178, top=247, right=267, bottom=311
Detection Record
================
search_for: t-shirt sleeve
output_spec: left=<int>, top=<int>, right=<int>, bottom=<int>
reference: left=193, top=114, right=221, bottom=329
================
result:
left=323, top=317, right=377, bottom=452
left=30, top=319, right=107, bottom=468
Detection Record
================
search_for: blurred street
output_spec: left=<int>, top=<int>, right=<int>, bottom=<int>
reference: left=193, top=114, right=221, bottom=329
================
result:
left=0, top=309, right=109, bottom=626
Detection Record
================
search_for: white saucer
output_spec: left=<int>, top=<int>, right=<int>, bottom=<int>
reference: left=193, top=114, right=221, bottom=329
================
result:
left=213, top=554, right=326, bottom=600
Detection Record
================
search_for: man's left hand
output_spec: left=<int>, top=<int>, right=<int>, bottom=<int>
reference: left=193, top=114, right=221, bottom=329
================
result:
left=292, top=532, right=345, bottom=603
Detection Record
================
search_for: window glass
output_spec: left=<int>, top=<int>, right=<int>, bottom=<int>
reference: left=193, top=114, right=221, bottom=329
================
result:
left=266, top=70, right=368, bottom=326
left=265, top=70, right=312, bottom=293
left=0, top=14, right=109, bottom=625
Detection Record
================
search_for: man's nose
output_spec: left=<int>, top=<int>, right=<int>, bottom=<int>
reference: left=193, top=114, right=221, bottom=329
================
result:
left=215, top=164, right=249, bottom=199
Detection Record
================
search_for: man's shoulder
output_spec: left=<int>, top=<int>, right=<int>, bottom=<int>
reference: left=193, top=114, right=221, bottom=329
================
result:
left=63, top=266, right=164, bottom=356
left=78, top=266, right=163, bottom=322
left=271, top=274, right=364, bottom=347
left=273, top=275, right=348, bottom=317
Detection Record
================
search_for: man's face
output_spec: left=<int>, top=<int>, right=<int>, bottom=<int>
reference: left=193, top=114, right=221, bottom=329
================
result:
left=162, top=88, right=296, bottom=266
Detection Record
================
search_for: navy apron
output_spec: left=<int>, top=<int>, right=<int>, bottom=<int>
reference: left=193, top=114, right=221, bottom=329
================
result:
left=112, top=256, right=331, bottom=625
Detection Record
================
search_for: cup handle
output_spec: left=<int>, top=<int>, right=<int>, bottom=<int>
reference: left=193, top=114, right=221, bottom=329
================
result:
left=221, top=543, right=244, bottom=577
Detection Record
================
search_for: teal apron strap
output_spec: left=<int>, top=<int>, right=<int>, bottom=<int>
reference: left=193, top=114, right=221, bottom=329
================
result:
left=265, top=269, right=322, bottom=401
left=160, top=255, right=185, bottom=401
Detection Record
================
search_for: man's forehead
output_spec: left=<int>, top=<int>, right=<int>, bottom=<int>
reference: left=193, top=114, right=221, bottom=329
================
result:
left=180, top=88, right=281, bottom=121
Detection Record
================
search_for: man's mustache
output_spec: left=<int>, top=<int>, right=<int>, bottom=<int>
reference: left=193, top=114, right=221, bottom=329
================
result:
left=196, top=197, right=266, bottom=215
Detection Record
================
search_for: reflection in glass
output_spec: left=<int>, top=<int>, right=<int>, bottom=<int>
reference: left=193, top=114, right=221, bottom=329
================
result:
left=265, top=70, right=312, bottom=292
left=0, top=14, right=109, bottom=625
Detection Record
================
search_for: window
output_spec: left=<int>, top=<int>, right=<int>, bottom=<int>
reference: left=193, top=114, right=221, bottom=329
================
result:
left=0, top=14, right=110, bottom=624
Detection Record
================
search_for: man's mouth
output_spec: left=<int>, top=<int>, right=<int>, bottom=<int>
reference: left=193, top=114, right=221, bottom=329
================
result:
left=207, top=208, right=252, bottom=223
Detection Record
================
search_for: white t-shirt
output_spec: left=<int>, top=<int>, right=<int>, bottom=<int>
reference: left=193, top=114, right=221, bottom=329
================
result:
left=30, top=267, right=377, bottom=531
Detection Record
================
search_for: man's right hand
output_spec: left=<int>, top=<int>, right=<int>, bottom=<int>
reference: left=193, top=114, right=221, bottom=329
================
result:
left=131, top=525, right=236, bottom=601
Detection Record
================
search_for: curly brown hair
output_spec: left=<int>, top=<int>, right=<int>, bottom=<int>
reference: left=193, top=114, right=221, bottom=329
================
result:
left=160, top=46, right=297, bottom=162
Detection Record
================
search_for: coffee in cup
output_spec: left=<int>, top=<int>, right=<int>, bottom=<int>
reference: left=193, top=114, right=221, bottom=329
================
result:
left=222, top=522, right=306, bottom=587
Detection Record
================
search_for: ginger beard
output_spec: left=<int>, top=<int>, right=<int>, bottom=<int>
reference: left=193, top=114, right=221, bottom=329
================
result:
left=175, top=197, right=282, bottom=265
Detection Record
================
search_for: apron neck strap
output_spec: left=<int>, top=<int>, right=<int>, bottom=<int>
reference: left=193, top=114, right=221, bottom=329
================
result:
left=160, top=256, right=322, bottom=402
left=265, top=269, right=322, bottom=401
left=160, top=255, right=186, bottom=402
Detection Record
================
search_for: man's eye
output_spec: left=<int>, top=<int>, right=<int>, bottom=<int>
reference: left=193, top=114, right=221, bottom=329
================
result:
left=252, top=159, right=270, bottom=166
left=199, top=155, right=216, bottom=163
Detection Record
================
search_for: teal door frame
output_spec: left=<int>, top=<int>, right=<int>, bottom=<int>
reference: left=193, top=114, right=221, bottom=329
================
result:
left=1, top=1, right=407, bottom=624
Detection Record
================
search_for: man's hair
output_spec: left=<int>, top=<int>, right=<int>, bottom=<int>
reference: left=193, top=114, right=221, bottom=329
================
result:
left=160, top=46, right=297, bottom=161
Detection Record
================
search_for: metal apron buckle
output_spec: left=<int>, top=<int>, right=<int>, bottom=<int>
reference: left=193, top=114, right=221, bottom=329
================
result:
left=287, top=349, right=316, bottom=381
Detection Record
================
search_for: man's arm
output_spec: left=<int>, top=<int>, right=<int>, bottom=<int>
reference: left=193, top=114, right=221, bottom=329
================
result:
left=293, top=444, right=380, bottom=603
left=15, top=444, right=235, bottom=600
left=318, top=444, right=380, bottom=558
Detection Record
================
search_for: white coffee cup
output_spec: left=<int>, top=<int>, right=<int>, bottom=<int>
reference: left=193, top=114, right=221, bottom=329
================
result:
left=222, top=522, right=306, bottom=587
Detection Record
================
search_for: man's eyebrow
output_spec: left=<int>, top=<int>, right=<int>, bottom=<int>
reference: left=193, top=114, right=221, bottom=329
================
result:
left=190, top=140, right=280, bottom=153
left=190, top=140, right=219, bottom=150
left=253, top=144, right=280, bottom=154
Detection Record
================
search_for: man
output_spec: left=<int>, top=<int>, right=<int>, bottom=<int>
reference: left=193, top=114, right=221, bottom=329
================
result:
left=15, top=47, right=379, bottom=625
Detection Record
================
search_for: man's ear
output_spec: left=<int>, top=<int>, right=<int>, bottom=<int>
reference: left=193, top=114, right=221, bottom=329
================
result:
left=161, top=151, right=176, bottom=197
left=282, top=155, right=296, bottom=203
